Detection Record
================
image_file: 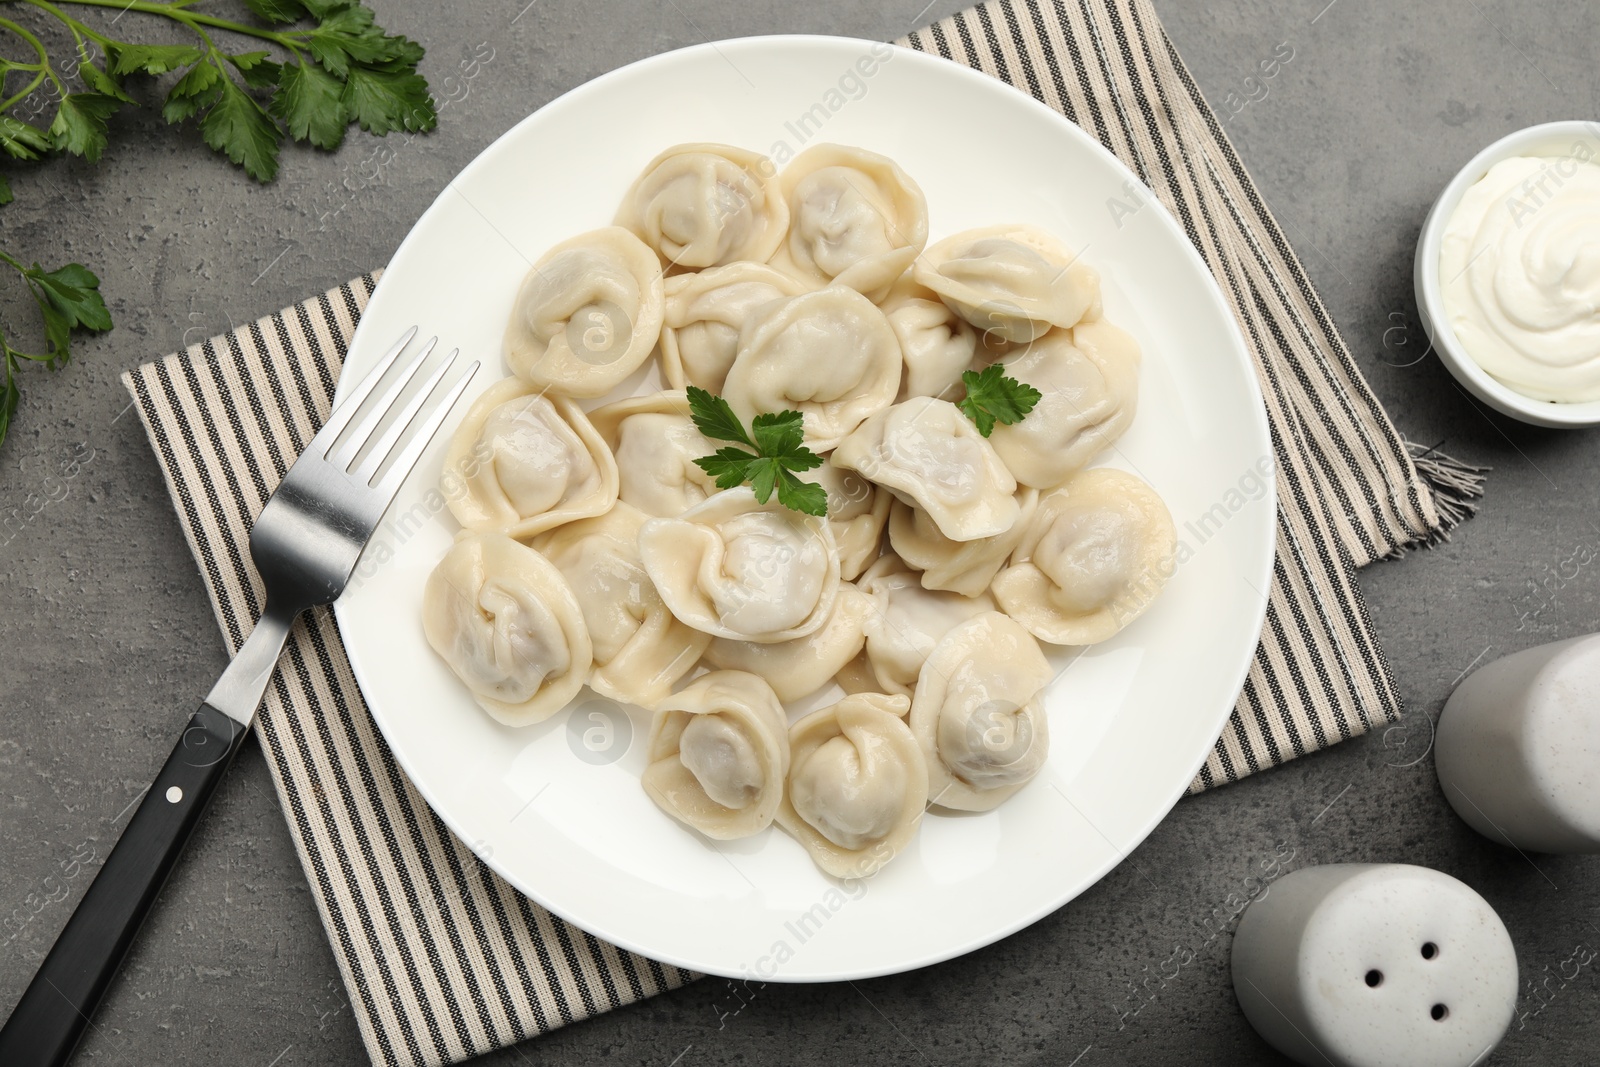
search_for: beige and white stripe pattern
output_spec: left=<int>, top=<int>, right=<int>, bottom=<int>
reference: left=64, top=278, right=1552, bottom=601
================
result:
left=124, top=275, right=695, bottom=1066
left=121, top=0, right=1481, bottom=1062
left=900, top=0, right=1484, bottom=789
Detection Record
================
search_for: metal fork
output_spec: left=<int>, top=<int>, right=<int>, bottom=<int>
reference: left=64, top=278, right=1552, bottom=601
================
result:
left=0, top=328, right=478, bottom=1067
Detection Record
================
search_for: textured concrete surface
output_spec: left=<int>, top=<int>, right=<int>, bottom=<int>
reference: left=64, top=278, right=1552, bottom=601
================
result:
left=2, top=0, right=1598, bottom=1063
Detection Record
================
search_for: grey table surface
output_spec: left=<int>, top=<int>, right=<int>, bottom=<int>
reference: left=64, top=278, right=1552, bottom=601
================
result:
left=3, top=0, right=1598, bottom=1063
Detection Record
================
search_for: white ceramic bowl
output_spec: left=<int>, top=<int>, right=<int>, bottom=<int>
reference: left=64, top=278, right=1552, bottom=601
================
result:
left=1414, top=119, right=1600, bottom=427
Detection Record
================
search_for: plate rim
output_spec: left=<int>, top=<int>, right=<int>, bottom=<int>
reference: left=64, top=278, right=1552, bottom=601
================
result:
left=331, top=32, right=1275, bottom=981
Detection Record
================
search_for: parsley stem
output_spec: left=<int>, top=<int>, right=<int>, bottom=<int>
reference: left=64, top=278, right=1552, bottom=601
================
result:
left=0, top=14, right=63, bottom=99
left=20, top=0, right=117, bottom=48
left=0, top=15, right=48, bottom=67
left=0, top=66, right=46, bottom=114
left=42, top=0, right=300, bottom=50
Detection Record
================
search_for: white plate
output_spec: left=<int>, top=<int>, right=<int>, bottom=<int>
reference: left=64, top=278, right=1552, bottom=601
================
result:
left=333, top=35, right=1274, bottom=982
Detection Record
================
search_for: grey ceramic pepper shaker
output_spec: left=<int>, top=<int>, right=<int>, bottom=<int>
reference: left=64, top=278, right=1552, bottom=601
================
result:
left=1435, top=635, right=1600, bottom=853
left=1231, top=864, right=1517, bottom=1067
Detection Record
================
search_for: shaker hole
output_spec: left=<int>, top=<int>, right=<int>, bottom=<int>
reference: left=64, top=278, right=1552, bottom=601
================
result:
left=1421, top=942, right=1438, bottom=960
left=1431, top=1003, right=1449, bottom=1021
left=1365, top=970, right=1383, bottom=988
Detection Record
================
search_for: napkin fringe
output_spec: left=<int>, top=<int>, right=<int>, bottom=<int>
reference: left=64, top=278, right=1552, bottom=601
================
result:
left=1389, top=440, right=1489, bottom=556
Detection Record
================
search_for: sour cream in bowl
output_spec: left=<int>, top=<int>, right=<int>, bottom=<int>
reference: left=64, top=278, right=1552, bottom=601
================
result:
left=1415, top=120, right=1600, bottom=427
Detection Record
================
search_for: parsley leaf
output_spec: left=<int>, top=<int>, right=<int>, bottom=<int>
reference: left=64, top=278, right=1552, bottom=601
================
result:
left=0, top=117, right=52, bottom=161
left=687, top=388, right=828, bottom=517
left=76, top=60, right=136, bottom=104
left=38, top=305, right=71, bottom=368
left=28, top=263, right=113, bottom=334
left=49, top=94, right=125, bottom=163
left=957, top=363, right=1042, bottom=437
left=228, top=52, right=284, bottom=90
left=107, top=43, right=207, bottom=77
left=271, top=60, right=348, bottom=149
left=242, top=0, right=311, bottom=24
left=0, top=371, right=17, bottom=446
left=747, top=456, right=780, bottom=503
left=341, top=66, right=436, bottom=135
left=698, top=446, right=763, bottom=490
left=306, top=6, right=422, bottom=77
left=0, top=258, right=111, bottom=449
left=686, top=386, right=756, bottom=449
left=25, top=262, right=113, bottom=365
left=775, top=471, right=829, bottom=516
left=200, top=76, right=284, bottom=182
left=0, top=174, right=11, bottom=206
left=751, top=410, right=810, bottom=461
left=302, top=0, right=357, bottom=17
left=161, top=60, right=223, bottom=124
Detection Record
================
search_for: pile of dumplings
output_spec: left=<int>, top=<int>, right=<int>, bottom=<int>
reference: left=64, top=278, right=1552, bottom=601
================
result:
left=421, top=142, right=1178, bottom=880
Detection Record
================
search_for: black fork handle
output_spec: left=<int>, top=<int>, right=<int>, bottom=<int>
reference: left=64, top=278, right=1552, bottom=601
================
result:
left=0, top=706, right=248, bottom=1066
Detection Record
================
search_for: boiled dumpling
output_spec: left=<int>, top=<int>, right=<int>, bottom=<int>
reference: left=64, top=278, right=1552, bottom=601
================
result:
left=887, top=487, right=1039, bottom=596
left=880, top=276, right=982, bottom=401
left=770, top=144, right=928, bottom=301
left=887, top=491, right=1036, bottom=597
left=722, top=287, right=901, bottom=451
left=914, top=225, right=1099, bottom=343
left=588, top=391, right=719, bottom=517
left=440, top=377, right=618, bottom=538
left=858, top=554, right=997, bottom=698
left=637, top=487, right=841, bottom=643
left=776, top=693, right=929, bottom=878
left=641, top=670, right=790, bottom=839
left=660, top=262, right=809, bottom=392
left=985, top=325, right=1140, bottom=489
left=422, top=533, right=592, bottom=726
left=909, top=612, right=1052, bottom=811
left=834, top=651, right=883, bottom=696
left=615, top=143, right=788, bottom=269
left=504, top=227, right=664, bottom=398
left=532, top=502, right=709, bottom=708
left=804, top=463, right=889, bottom=581
left=831, top=396, right=1019, bottom=541
left=992, top=468, right=1176, bottom=645
left=704, top=584, right=874, bottom=702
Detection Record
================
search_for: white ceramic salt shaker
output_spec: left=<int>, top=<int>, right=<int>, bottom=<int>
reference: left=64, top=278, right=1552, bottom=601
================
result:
left=1435, top=635, right=1600, bottom=853
left=1231, top=864, right=1517, bottom=1067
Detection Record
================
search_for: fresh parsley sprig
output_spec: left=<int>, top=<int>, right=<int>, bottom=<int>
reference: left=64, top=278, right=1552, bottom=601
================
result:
left=1, top=0, right=437, bottom=181
left=957, top=363, right=1042, bottom=437
left=686, top=386, right=829, bottom=518
left=0, top=0, right=438, bottom=450
left=0, top=252, right=111, bottom=445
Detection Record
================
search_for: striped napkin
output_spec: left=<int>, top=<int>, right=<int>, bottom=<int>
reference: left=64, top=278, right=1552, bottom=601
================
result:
left=122, top=0, right=1483, bottom=1062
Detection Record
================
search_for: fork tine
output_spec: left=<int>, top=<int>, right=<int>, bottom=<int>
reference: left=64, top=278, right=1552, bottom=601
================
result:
left=310, top=326, right=416, bottom=456
left=373, top=361, right=481, bottom=502
left=330, top=335, right=438, bottom=470
left=352, top=348, right=461, bottom=485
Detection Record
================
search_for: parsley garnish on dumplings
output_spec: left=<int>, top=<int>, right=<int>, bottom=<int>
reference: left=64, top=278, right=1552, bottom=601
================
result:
left=957, top=363, right=1043, bottom=437
left=686, top=386, right=829, bottom=517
